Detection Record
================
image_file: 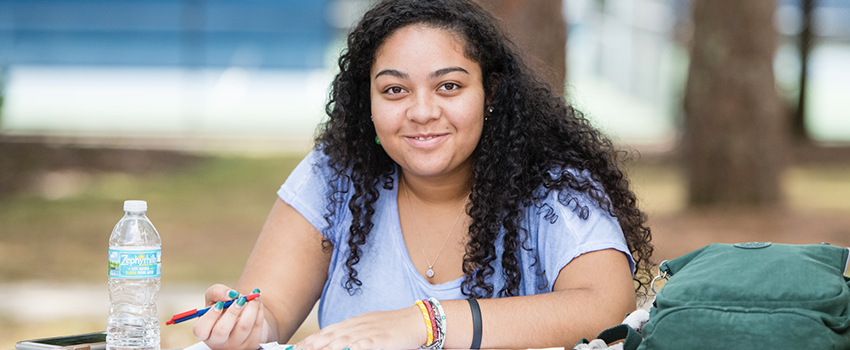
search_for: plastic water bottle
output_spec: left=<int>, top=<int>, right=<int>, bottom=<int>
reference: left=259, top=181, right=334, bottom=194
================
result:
left=107, top=200, right=161, bottom=350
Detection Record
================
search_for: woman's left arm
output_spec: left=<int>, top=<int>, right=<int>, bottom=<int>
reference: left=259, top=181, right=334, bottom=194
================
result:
left=296, top=248, right=635, bottom=350
left=440, top=248, right=636, bottom=348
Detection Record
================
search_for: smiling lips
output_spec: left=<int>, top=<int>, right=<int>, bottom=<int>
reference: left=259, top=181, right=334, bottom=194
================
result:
left=407, top=134, right=446, bottom=146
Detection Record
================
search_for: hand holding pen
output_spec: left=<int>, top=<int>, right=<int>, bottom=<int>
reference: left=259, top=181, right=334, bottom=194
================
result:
left=166, top=291, right=262, bottom=325
left=189, top=284, right=271, bottom=349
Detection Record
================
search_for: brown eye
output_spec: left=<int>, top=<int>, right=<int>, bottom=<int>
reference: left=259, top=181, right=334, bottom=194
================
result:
left=441, top=83, right=459, bottom=91
left=387, top=86, right=404, bottom=94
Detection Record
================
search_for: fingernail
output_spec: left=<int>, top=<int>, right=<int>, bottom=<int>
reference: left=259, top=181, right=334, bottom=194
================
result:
left=214, top=301, right=224, bottom=311
left=228, top=290, right=240, bottom=298
left=252, top=288, right=261, bottom=294
left=236, top=296, right=247, bottom=307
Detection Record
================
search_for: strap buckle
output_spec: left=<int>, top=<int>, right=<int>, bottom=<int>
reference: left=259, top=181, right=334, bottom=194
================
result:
left=650, top=260, right=669, bottom=294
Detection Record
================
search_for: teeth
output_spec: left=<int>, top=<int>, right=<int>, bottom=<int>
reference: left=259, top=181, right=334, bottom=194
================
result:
left=416, top=136, right=435, bottom=140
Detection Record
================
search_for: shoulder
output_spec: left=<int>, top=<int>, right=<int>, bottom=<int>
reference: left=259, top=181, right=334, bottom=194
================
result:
left=530, top=165, right=608, bottom=221
left=526, top=166, right=626, bottom=254
left=284, top=148, right=352, bottom=191
left=521, top=169, right=635, bottom=279
left=277, top=148, right=355, bottom=237
left=509, top=167, right=634, bottom=291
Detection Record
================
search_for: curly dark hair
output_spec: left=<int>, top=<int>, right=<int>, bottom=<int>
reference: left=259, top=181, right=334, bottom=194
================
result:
left=315, top=0, right=653, bottom=298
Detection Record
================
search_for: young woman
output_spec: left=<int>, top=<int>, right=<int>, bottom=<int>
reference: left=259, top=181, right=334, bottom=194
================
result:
left=192, top=0, right=653, bottom=349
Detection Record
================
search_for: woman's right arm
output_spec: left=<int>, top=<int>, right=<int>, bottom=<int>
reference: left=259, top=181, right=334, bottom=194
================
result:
left=193, top=197, right=332, bottom=349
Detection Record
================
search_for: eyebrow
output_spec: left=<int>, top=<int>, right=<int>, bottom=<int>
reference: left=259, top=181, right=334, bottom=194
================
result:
left=373, top=66, right=469, bottom=80
left=430, top=67, right=469, bottom=79
left=374, top=69, right=409, bottom=80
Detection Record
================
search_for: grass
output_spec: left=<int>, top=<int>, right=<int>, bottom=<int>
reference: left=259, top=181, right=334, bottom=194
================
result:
left=1, top=150, right=850, bottom=349
left=0, top=152, right=308, bottom=349
left=0, top=153, right=307, bottom=285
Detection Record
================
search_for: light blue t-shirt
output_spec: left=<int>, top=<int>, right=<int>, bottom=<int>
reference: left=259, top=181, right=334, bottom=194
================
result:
left=277, top=149, right=634, bottom=328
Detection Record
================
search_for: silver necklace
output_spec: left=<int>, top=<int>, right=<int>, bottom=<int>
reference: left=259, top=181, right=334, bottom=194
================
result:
left=403, top=177, right=469, bottom=278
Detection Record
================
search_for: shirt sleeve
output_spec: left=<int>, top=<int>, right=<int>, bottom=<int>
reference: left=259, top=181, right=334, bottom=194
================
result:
left=277, top=149, right=348, bottom=246
left=538, top=188, right=635, bottom=291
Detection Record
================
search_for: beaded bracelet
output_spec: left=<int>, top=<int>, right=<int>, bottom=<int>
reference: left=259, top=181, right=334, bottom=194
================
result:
left=418, top=298, right=445, bottom=350
left=421, top=299, right=439, bottom=344
left=428, top=298, right=446, bottom=349
left=414, top=299, right=435, bottom=346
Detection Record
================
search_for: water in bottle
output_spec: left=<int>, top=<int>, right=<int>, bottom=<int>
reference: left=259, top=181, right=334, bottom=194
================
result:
left=107, top=200, right=161, bottom=350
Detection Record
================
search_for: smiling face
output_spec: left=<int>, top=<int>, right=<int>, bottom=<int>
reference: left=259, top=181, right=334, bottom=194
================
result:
left=370, top=24, right=486, bottom=181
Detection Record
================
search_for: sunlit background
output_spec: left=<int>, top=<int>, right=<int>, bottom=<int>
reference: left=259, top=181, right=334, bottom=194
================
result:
left=1, top=0, right=848, bottom=349
left=1, top=0, right=848, bottom=148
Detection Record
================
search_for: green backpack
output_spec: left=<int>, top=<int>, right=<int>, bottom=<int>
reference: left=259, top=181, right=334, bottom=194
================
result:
left=638, top=243, right=850, bottom=349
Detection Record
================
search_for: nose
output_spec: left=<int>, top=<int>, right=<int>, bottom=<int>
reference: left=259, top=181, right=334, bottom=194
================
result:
left=406, top=93, right=439, bottom=124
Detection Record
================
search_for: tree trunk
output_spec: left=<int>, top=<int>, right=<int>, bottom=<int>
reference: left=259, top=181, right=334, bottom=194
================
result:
left=683, top=0, right=787, bottom=207
left=474, top=0, right=567, bottom=96
left=792, top=0, right=814, bottom=143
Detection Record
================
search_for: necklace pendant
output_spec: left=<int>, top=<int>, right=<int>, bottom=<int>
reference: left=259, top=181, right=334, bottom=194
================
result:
left=426, top=268, right=435, bottom=278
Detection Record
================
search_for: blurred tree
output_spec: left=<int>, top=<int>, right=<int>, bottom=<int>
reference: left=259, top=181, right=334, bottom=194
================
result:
left=474, top=0, right=567, bottom=96
left=0, top=65, right=7, bottom=128
left=792, top=0, right=814, bottom=143
left=683, top=0, right=787, bottom=207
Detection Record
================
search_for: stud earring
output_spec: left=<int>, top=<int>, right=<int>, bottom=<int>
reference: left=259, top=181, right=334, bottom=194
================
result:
left=375, top=136, right=381, bottom=145
left=488, top=106, right=494, bottom=113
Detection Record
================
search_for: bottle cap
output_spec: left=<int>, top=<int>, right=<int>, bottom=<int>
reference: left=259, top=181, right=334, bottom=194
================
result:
left=123, top=200, right=148, bottom=212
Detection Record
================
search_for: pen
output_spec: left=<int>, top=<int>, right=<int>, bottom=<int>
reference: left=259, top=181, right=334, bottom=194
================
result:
left=166, top=292, right=261, bottom=325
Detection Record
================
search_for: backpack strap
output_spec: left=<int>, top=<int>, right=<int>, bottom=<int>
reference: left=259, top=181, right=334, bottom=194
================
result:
left=574, top=324, right=641, bottom=350
left=597, top=324, right=642, bottom=350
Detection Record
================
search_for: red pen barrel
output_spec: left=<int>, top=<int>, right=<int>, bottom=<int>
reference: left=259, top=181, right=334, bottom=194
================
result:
left=165, top=292, right=261, bottom=325
left=170, top=309, right=199, bottom=321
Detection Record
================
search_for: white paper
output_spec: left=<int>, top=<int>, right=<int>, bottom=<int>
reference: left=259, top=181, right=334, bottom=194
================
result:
left=183, top=341, right=294, bottom=350
left=259, top=342, right=295, bottom=350
left=182, top=342, right=212, bottom=350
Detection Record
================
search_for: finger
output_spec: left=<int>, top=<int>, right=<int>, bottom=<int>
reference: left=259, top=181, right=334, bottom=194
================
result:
left=294, top=326, right=322, bottom=350
left=254, top=297, right=267, bottom=341
left=229, top=296, right=261, bottom=346
left=207, top=295, right=248, bottom=345
left=247, top=288, right=266, bottom=338
left=327, top=333, right=359, bottom=350
left=205, top=284, right=240, bottom=306
left=295, top=325, right=322, bottom=349
left=193, top=300, right=225, bottom=341
left=299, top=323, right=357, bottom=350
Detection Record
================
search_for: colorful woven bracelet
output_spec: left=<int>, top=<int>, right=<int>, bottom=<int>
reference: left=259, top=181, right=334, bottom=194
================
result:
left=425, top=298, right=446, bottom=350
left=422, top=299, right=439, bottom=343
left=420, top=298, right=446, bottom=350
left=415, top=299, right=435, bottom=346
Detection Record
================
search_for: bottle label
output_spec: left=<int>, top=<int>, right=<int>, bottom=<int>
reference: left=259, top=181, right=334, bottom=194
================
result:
left=108, top=248, right=161, bottom=279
